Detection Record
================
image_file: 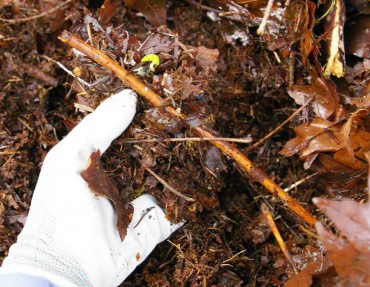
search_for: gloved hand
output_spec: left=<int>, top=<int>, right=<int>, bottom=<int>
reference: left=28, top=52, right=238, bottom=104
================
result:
left=0, top=90, right=182, bottom=287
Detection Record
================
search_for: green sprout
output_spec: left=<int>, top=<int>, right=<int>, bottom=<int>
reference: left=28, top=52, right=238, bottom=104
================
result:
left=141, top=54, right=160, bottom=72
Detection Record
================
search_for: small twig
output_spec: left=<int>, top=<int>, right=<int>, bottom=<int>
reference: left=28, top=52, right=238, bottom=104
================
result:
left=59, top=31, right=317, bottom=226
left=125, top=137, right=253, bottom=144
left=284, top=172, right=319, bottom=192
left=246, top=100, right=311, bottom=152
left=0, top=0, right=72, bottom=24
left=145, top=167, right=195, bottom=202
left=257, top=0, right=275, bottom=35
left=221, top=250, right=247, bottom=265
left=261, top=203, right=298, bottom=274
left=42, top=55, right=91, bottom=87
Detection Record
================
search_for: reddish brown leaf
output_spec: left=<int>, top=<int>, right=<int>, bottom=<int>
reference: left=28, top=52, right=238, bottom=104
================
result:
left=81, top=150, right=133, bottom=241
left=279, top=118, right=343, bottom=166
left=288, top=78, right=339, bottom=119
left=313, top=197, right=370, bottom=255
left=316, top=222, right=370, bottom=285
left=123, top=0, right=167, bottom=27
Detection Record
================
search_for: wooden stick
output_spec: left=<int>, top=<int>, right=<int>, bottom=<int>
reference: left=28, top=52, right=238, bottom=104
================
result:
left=261, top=203, right=298, bottom=274
left=58, top=31, right=316, bottom=226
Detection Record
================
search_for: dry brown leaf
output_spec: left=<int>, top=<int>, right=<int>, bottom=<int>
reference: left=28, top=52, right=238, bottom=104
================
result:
left=280, top=108, right=369, bottom=170
left=81, top=150, right=133, bottom=241
left=288, top=78, right=339, bottom=119
left=279, top=118, right=343, bottom=167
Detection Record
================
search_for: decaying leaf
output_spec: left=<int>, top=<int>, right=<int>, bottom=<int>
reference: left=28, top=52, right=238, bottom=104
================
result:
left=280, top=107, right=370, bottom=170
left=323, top=0, right=346, bottom=78
left=288, top=77, right=339, bottom=119
left=81, top=150, right=133, bottom=241
left=123, top=0, right=167, bottom=27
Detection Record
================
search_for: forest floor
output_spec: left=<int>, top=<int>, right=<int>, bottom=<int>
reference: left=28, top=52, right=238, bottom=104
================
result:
left=1, top=0, right=369, bottom=286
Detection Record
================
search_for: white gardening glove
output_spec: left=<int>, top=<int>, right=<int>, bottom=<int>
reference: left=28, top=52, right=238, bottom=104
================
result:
left=0, top=89, right=182, bottom=287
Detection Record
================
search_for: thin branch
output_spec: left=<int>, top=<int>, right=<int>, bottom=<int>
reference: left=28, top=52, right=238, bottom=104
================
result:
left=261, top=203, right=298, bottom=274
left=125, top=137, right=253, bottom=144
left=0, top=0, right=72, bottom=24
left=145, top=167, right=195, bottom=202
left=284, top=172, right=319, bottom=192
left=59, top=31, right=316, bottom=226
left=247, top=99, right=312, bottom=152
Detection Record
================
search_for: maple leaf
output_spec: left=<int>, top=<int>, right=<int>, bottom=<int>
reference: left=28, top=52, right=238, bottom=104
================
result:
left=81, top=150, right=133, bottom=241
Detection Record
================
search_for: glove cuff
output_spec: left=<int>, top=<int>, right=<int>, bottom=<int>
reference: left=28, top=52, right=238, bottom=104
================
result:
left=1, top=211, right=92, bottom=287
left=0, top=265, right=79, bottom=287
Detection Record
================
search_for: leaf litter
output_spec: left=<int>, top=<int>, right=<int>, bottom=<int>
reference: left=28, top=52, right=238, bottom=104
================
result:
left=0, top=0, right=369, bottom=286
